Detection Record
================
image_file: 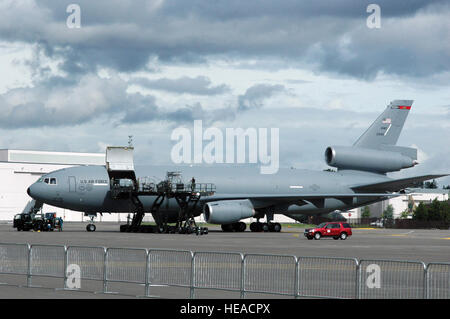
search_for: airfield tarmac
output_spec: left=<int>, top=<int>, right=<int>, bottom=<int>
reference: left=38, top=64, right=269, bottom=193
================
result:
left=0, top=222, right=449, bottom=263
left=0, top=222, right=449, bottom=299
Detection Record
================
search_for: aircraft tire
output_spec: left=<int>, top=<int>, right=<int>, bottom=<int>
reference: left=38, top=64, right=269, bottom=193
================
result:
left=273, top=223, right=281, bottom=232
left=221, top=224, right=231, bottom=232
left=86, top=224, right=96, bottom=232
left=235, top=222, right=246, bottom=232
left=261, top=223, right=269, bottom=232
left=250, top=222, right=258, bottom=232
left=33, top=221, right=43, bottom=232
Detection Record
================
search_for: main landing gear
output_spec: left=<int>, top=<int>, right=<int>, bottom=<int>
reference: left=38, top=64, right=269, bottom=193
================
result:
left=221, top=222, right=246, bottom=232
left=249, top=221, right=282, bottom=233
left=221, top=221, right=282, bottom=233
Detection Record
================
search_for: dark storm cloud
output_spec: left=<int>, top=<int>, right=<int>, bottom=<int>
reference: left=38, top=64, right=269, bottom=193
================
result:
left=0, top=74, right=128, bottom=128
left=238, top=84, right=285, bottom=111
left=121, top=82, right=284, bottom=125
left=133, top=76, right=230, bottom=95
left=1, top=0, right=449, bottom=79
left=157, top=0, right=450, bottom=21
left=120, top=94, right=207, bottom=125
left=0, top=73, right=217, bottom=128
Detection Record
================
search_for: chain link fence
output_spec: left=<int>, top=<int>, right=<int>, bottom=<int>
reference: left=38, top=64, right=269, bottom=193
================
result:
left=0, top=242, right=448, bottom=299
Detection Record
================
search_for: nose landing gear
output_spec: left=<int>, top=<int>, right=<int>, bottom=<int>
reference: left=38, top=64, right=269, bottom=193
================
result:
left=85, top=213, right=97, bottom=232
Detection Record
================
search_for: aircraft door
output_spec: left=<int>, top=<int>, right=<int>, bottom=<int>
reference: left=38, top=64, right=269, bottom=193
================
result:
left=68, top=176, right=76, bottom=192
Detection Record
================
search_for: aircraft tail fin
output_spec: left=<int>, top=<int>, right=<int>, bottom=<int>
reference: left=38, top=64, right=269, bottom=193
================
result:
left=353, top=100, right=413, bottom=150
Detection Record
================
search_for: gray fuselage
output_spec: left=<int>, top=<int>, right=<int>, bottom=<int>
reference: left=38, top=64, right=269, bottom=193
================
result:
left=28, top=164, right=391, bottom=223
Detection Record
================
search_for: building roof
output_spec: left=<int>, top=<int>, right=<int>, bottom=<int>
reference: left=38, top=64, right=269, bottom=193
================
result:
left=0, top=149, right=105, bottom=166
left=407, top=188, right=450, bottom=195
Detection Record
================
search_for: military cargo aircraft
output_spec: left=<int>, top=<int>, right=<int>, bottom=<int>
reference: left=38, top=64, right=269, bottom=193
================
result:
left=27, top=100, right=447, bottom=233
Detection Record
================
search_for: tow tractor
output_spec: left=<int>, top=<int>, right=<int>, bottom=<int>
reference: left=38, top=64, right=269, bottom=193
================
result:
left=13, top=199, right=63, bottom=232
left=13, top=213, right=34, bottom=231
left=13, top=212, right=63, bottom=232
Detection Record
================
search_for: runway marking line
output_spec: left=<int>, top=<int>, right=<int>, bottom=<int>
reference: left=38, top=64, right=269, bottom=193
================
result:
left=390, top=231, right=415, bottom=237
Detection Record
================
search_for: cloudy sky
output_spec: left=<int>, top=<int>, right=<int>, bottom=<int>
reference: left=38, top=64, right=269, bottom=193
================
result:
left=0, top=0, right=449, bottom=184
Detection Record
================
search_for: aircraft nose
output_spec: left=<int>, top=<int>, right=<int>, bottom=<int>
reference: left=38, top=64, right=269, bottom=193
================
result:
left=27, top=183, right=39, bottom=199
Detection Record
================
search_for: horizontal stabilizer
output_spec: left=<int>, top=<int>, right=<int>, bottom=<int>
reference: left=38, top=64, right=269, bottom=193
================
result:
left=351, top=174, right=449, bottom=193
left=379, top=145, right=417, bottom=161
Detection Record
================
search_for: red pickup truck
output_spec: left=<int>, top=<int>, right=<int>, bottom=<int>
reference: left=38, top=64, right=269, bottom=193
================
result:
left=304, top=222, right=352, bottom=240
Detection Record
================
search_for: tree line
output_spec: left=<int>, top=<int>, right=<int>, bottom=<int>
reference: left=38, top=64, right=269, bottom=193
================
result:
left=360, top=198, right=450, bottom=222
left=412, top=199, right=450, bottom=222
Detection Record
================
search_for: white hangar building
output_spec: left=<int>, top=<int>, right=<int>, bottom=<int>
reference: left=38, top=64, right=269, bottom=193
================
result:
left=0, top=149, right=130, bottom=222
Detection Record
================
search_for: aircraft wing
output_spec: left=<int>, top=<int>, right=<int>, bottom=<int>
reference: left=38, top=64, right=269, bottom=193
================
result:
left=203, top=193, right=401, bottom=208
left=206, top=193, right=400, bottom=200
left=350, top=174, right=449, bottom=193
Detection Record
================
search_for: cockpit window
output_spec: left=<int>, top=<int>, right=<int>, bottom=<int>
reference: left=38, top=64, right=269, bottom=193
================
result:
left=43, top=178, right=57, bottom=185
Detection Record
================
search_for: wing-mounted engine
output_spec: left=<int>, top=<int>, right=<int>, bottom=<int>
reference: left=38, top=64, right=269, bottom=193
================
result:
left=325, top=145, right=418, bottom=173
left=203, top=199, right=256, bottom=224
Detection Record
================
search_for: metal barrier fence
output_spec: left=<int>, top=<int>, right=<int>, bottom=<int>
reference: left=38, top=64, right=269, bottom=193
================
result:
left=297, top=256, right=358, bottom=299
left=0, top=242, right=449, bottom=299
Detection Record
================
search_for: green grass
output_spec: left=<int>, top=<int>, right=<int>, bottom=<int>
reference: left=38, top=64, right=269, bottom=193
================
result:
left=278, top=223, right=316, bottom=229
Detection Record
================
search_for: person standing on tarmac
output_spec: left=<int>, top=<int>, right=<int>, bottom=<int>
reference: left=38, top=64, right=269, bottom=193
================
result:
left=191, top=177, right=196, bottom=192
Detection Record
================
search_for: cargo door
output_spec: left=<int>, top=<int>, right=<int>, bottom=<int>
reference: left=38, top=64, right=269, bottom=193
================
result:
left=69, top=176, right=77, bottom=192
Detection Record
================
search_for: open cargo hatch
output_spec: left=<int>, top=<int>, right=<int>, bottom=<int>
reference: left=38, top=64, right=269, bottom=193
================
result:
left=106, top=146, right=135, bottom=172
left=106, top=146, right=136, bottom=182
left=106, top=146, right=137, bottom=199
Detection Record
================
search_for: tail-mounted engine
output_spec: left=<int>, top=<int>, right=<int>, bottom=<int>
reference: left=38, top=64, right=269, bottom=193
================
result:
left=325, top=145, right=418, bottom=173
